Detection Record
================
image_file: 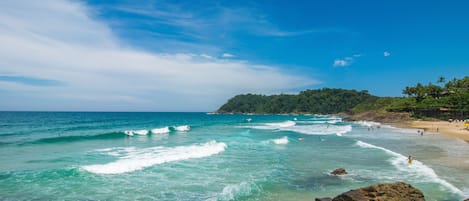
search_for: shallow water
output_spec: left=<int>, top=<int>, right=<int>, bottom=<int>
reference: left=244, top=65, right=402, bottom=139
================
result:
left=0, top=112, right=468, bottom=200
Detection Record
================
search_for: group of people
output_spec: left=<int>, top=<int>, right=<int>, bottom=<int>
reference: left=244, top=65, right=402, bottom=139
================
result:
left=417, top=129, right=424, bottom=136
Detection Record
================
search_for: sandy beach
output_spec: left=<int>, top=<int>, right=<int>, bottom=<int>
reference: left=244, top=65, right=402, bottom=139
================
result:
left=397, top=120, right=469, bottom=142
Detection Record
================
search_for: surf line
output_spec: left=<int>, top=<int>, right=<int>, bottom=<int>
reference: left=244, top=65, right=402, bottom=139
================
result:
left=355, top=140, right=464, bottom=196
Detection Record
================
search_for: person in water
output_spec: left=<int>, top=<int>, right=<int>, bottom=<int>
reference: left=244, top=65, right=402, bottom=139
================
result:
left=408, top=155, right=413, bottom=165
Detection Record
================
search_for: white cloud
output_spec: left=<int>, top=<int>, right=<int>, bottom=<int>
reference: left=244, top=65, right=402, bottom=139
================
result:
left=333, top=59, right=350, bottom=67
left=333, top=53, right=362, bottom=67
left=0, top=0, right=317, bottom=111
left=384, top=51, right=391, bottom=57
left=222, top=53, right=234, bottom=58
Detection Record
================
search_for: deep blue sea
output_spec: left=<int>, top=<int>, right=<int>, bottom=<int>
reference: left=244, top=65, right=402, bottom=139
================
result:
left=0, top=112, right=468, bottom=200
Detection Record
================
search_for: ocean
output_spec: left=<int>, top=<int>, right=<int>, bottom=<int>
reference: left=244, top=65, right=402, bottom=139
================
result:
left=0, top=112, right=468, bottom=200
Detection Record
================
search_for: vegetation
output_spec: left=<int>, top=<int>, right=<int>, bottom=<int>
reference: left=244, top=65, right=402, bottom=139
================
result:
left=217, top=76, right=469, bottom=120
left=389, top=76, right=469, bottom=119
left=217, top=88, right=376, bottom=114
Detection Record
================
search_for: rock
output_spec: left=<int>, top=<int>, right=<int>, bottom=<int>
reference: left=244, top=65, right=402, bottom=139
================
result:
left=315, top=198, right=332, bottom=201
left=330, top=168, right=347, bottom=175
left=331, top=182, right=425, bottom=201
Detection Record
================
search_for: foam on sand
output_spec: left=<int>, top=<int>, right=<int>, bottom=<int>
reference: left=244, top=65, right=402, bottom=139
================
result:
left=151, top=127, right=170, bottom=134
left=355, top=140, right=464, bottom=196
left=355, top=121, right=381, bottom=128
left=82, top=140, right=226, bottom=174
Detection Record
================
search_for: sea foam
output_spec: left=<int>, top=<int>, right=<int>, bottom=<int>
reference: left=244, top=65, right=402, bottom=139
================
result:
left=355, top=140, right=464, bottom=196
left=174, top=125, right=190, bottom=132
left=272, top=136, right=289, bottom=145
left=265, top=120, right=296, bottom=128
left=151, top=127, right=170, bottom=134
left=280, top=124, right=352, bottom=136
left=82, top=141, right=226, bottom=174
left=214, top=181, right=261, bottom=201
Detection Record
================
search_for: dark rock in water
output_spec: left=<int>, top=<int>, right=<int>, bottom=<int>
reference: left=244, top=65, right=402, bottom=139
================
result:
left=315, top=198, right=332, bottom=201
left=330, top=168, right=347, bottom=175
left=331, top=182, right=425, bottom=201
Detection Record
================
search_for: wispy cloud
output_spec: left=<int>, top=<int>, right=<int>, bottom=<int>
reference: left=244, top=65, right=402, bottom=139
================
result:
left=333, top=59, right=350, bottom=67
left=384, top=51, right=391, bottom=57
left=0, top=76, right=63, bottom=86
left=333, top=54, right=361, bottom=67
left=0, top=0, right=318, bottom=111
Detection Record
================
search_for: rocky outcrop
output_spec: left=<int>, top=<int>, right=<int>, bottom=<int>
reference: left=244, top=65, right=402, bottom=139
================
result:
left=330, top=168, right=347, bottom=176
left=315, top=182, right=425, bottom=201
left=315, top=198, right=332, bottom=201
left=345, top=111, right=412, bottom=123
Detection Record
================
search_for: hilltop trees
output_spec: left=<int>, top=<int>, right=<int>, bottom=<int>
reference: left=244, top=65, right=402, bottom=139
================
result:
left=217, top=88, right=376, bottom=114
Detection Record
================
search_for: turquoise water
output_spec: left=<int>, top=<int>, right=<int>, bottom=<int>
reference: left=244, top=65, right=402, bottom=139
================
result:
left=0, top=112, right=468, bottom=200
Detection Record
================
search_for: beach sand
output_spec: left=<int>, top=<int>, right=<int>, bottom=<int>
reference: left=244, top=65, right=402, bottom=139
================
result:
left=397, top=120, right=469, bottom=142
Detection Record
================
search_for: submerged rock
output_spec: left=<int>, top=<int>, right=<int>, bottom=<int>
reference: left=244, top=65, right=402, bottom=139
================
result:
left=330, top=168, right=347, bottom=176
left=331, top=182, right=425, bottom=201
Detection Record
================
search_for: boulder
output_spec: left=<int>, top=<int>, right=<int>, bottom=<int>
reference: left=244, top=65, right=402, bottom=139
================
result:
left=332, top=182, right=425, bottom=201
left=330, top=168, right=347, bottom=176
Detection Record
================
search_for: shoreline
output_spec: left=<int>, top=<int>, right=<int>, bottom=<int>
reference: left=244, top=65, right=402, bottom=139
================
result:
left=392, top=120, right=469, bottom=142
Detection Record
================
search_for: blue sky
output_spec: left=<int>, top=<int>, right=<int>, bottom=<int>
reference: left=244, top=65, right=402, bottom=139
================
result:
left=0, top=0, right=468, bottom=111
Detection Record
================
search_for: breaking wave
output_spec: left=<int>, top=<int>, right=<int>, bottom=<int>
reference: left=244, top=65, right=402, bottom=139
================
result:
left=151, top=127, right=170, bottom=134
left=280, top=124, right=352, bottom=136
left=355, top=140, right=464, bottom=196
left=82, top=141, right=226, bottom=174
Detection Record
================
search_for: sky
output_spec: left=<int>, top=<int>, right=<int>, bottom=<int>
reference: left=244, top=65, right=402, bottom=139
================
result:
left=0, top=0, right=468, bottom=111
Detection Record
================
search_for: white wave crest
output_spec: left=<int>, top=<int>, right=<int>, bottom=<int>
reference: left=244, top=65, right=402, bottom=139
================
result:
left=266, top=120, right=296, bottom=128
left=174, top=125, right=190, bottom=132
left=124, top=129, right=148, bottom=136
left=355, top=121, right=381, bottom=128
left=82, top=141, right=226, bottom=174
left=355, top=140, right=463, bottom=196
left=133, top=129, right=148, bottom=135
left=272, top=136, right=289, bottom=144
left=280, top=124, right=352, bottom=136
left=151, top=127, right=170, bottom=134
left=250, top=120, right=296, bottom=130
left=124, top=130, right=134, bottom=136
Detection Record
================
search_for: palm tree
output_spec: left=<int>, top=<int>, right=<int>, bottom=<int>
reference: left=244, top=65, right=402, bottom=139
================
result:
left=438, top=76, right=445, bottom=84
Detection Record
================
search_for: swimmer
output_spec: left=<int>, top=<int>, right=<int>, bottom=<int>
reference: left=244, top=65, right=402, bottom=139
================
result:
left=408, top=155, right=413, bottom=165
left=298, top=137, right=304, bottom=141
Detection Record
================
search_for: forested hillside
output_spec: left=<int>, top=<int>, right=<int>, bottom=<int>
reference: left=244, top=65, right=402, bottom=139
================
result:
left=217, top=88, right=376, bottom=114
left=217, top=76, right=469, bottom=119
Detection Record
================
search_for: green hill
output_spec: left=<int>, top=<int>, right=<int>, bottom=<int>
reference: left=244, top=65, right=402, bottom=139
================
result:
left=217, top=76, right=469, bottom=120
left=217, top=88, right=377, bottom=114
